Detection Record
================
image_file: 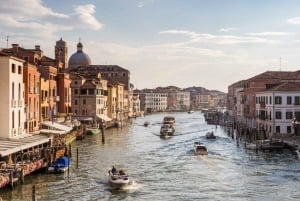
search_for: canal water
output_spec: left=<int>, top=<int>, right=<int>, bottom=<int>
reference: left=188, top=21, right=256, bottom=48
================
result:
left=1, top=111, right=300, bottom=201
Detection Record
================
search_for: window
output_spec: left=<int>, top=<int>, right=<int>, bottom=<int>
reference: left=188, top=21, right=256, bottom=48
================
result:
left=275, top=96, right=282, bottom=104
left=269, top=96, right=272, bottom=104
left=295, top=112, right=300, bottom=119
left=83, top=99, right=86, bottom=105
left=88, top=89, right=94, bottom=95
left=295, top=96, right=300, bottom=105
left=276, top=126, right=280, bottom=133
left=74, top=99, right=78, bottom=105
left=286, top=111, right=293, bottom=119
left=287, top=126, right=292, bottom=133
left=81, top=89, right=87, bottom=95
left=12, top=64, right=16, bottom=73
left=74, top=89, right=78, bottom=95
left=275, top=111, right=282, bottom=119
left=18, top=65, right=22, bottom=74
left=287, top=96, right=292, bottom=105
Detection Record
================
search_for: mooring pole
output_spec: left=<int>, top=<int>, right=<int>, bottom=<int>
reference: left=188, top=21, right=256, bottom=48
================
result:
left=32, top=185, right=36, bottom=201
left=101, top=120, right=106, bottom=144
left=76, top=148, right=79, bottom=169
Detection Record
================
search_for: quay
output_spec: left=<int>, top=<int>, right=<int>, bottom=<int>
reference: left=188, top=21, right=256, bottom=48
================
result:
left=0, top=121, right=77, bottom=190
left=204, top=110, right=300, bottom=154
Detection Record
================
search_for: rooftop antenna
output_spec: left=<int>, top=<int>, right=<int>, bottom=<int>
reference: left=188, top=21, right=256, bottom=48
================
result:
left=280, top=57, right=282, bottom=71
left=6, top=35, right=9, bottom=48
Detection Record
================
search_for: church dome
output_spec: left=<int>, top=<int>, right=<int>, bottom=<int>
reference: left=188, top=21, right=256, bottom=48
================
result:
left=68, top=42, right=92, bottom=70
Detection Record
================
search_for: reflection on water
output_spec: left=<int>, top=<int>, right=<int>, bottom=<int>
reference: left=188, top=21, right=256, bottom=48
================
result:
left=1, top=112, right=300, bottom=201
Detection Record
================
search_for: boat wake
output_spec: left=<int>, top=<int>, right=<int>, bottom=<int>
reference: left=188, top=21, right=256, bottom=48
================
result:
left=122, top=180, right=143, bottom=191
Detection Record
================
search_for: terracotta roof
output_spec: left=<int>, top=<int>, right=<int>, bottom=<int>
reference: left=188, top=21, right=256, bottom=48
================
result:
left=264, top=82, right=300, bottom=92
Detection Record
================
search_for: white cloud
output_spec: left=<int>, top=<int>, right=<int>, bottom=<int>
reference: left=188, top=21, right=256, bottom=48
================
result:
left=0, top=0, right=69, bottom=19
left=159, top=30, right=276, bottom=44
left=219, top=27, right=238, bottom=32
left=137, top=0, right=155, bottom=8
left=73, top=4, right=103, bottom=30
left=247, top=32, right=295, bottom=36
left=286, top=17, right=300, bottom=24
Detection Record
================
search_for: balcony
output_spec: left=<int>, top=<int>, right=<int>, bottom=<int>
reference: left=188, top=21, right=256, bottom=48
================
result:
left=18, top=100, right=22, bottom=107
left=55, top=96, right=60, bottom=102
left=11, top=99, right=17, bottom=108
left=11, top=128, right=16, bottom=136
left=259, top=102, right=266, bottom=108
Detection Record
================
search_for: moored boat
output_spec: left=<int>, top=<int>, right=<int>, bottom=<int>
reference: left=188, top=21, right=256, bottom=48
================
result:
left=188, top=110, right=194, bottom=114
left=48, top=156, right=71, bottom=173
left=108, top=169, right=130, bottom=188
left=295, top=149, right=300, bottom=160
left=194, top=142, right=208, bottom=155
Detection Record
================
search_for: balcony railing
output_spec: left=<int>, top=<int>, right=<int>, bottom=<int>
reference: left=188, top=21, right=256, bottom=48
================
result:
left=18, top=100, right=22, bottom=107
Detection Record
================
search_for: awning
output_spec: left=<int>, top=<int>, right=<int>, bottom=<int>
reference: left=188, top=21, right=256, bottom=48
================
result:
left=0, top=134, right=51, bottom=157
left=96, top=114, right=112, bottom=122
left=40, top=121, right=72, bottom=133
left=39, top=129, right=66, bottom=135
left=71, top=116, right=93, bottom=121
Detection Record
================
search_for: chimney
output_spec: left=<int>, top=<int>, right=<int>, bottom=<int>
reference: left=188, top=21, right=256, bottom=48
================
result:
left=35, top=45, right=40, bottom=50
left=11, top=44, right=19, bottom=53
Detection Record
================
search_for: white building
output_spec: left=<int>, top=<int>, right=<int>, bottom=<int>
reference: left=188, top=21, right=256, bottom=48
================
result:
left=145, top=92, right=168, bottom=112
left=0, top=52, right=26, bottom=138
left=255, top=82, right=300, bottom=138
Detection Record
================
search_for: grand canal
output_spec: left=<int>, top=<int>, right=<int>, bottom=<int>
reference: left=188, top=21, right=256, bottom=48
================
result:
left=1, top=111, right=300, bottom=201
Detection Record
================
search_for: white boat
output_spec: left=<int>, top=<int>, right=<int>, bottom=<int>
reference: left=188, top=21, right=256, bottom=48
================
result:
left=108, top=169, right=130, bottom=188
left=206, top=131, right=216, bottom=139
left=188, top=110, right=194, bottom=114
left=194, top=142, right=208, bottom=155
left=160, top=124, right=175, bottom=138
left=295, top=149, right=300, bottom=160
left=245, top=143, right=257, bottom=150
left=163, top=116, right=175, bottom=125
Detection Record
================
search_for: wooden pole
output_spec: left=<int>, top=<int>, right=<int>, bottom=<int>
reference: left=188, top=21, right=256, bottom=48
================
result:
left=9, top=171, right=13, bottom=190
left=76, top=148, right=79, bottom=169
left=69, top=144, right=72, bottom=158
left=32, top=185, right=36, bottom=201
left=101, top=121, right=105, bottom=144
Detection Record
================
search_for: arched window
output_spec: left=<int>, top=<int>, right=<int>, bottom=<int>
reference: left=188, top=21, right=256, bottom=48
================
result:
left=12, top=111, right=15, bottom=128
left=18, top=83, right=21, bottom=100
left=18, top=110, right=20, bottom=127
left=12, top=82, right=14, bottom=99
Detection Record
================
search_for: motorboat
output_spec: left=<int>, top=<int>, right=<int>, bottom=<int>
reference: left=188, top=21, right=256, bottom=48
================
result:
left=194, top=142, right=208, bottom=155
left=188, top=110, right=194, bottom=114
left=160, top=124, right=175, bottom=138
left=48, top=156, right=71, bottom=173
left=295, top=149, right=300, bottom=160
left=108, top=169, right=130, bottom=188
left=206, top=131, right=216, bottom=139
left=163, top=116, right=175, bottom=125
left=144, top=121, right=150, bottom=127
left=245, top=143, right=257, bottom=150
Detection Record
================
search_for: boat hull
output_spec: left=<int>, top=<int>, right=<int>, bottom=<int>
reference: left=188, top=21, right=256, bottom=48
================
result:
left=109, top=173, right=130, bottom=188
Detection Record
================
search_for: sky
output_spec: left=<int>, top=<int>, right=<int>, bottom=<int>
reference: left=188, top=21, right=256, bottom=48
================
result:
left=2, top=1, right=300, bottom=92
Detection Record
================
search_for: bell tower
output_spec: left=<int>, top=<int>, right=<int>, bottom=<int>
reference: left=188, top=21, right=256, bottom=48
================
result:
left=55, top=37, right=68, bottom=70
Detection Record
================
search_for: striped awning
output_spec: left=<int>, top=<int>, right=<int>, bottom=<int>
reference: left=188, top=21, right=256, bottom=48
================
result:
left=96, top=114, right=112, bottom=122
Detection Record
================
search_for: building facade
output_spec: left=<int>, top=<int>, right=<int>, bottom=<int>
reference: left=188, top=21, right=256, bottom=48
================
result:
left=0, top=53, right=26, bottom=138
